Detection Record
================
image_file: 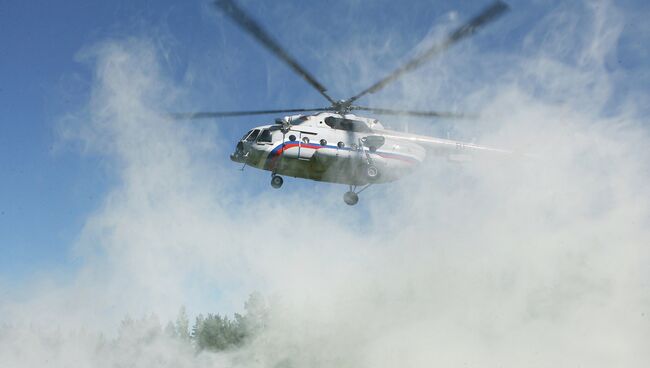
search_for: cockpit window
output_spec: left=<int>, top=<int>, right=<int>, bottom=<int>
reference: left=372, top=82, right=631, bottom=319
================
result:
left=257, top=129, right=272, bottom=143
left=324, top=117, right=372, bottom=132
left=241, top=130, right=253, bottom=140
left=246, top=129, right=260, bottom=142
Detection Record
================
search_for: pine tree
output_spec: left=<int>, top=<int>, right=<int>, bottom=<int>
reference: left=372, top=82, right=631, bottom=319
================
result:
left=164, top=321, right=177, bottom=338
left=175, top=306, right=190, bottom=340
left=188, top=292, right=269, bottom=352
left=242, top=291, right=268, bottom=337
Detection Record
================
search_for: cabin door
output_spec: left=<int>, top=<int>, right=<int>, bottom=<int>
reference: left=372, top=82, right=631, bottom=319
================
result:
left=298, top=132, right=313, bottom=160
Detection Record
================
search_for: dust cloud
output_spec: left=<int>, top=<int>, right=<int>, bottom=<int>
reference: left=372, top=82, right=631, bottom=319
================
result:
left=1, top=1, right=648, bottom=367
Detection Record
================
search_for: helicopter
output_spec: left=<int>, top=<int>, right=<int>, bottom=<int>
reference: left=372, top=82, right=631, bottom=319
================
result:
left=175, top=0, right=512, bottom=205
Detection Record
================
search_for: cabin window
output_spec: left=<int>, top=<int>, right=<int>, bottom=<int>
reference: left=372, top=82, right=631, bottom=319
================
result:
left=302, top=137, right=310, bottom=144
left=337, top=141, right=345, bottom=148
left=246, top=129, right=260, bottom=142
left=289, top=135, right=296, bottom=141
left=320, top=139, right=327, bottom=146
left=257, top=129, right=272, bottom=143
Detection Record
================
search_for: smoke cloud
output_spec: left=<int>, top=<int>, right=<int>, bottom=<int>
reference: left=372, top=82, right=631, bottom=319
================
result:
left=1, top=1, right=648, bottom=367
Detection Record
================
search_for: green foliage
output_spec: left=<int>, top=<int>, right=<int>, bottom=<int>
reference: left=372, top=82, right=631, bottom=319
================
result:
left=192, top=313, right=246, bottom=351
left=190, top=293, right=268, bottom=352
left=109, top=294, right=268, bottom=355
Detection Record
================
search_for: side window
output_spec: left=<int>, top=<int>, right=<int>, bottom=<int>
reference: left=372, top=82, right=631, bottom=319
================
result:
left=241, top=130, right=253, bottom=140
left=324, top=116, right=371, bottom=132
left=246, top=129, right=260, bottom=142
left=257, top=129, right=272, bottom=143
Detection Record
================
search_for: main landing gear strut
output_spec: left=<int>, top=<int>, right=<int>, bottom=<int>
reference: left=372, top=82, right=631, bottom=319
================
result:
left=343, top=184, right=372, bottom=206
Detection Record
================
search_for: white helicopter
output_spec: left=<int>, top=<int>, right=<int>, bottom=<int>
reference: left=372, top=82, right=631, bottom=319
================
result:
left=176, top=0, right=511, bottom=205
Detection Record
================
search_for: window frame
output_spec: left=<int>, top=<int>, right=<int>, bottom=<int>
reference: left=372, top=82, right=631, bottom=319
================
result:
left=246, top=129, right=261, bottom=142
left=256, top=129, right=273, bottom=144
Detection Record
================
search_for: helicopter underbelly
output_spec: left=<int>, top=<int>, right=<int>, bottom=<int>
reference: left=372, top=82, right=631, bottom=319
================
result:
left=255, top=142, right=423, bottom=185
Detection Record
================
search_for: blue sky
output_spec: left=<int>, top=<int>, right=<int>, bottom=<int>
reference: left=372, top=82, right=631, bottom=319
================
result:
left=1, top=0, right=648, bottom=285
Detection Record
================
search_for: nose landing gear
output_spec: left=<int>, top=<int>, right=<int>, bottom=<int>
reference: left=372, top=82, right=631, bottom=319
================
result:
left=343, top=191, right=359, bottom=206
left=343, top=184, right=372, bottom=206
left=271, top=175, right=284, bottom=189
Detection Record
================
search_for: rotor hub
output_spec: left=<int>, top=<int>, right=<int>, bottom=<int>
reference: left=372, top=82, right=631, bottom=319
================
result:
left=332, top=99, right=353, bottom=114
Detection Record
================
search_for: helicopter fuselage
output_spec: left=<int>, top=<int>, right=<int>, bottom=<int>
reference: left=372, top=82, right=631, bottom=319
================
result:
left=231, top=113, right=426, bottom=185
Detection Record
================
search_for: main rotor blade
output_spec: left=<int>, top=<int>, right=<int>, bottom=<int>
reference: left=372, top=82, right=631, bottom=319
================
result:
left=351, top=106, right=477, bottom=119
left=214, top=0, right=335, bottom=105
left=346, top=1, right=509, bottom=104
left=170, top=108, right=331, bottom=120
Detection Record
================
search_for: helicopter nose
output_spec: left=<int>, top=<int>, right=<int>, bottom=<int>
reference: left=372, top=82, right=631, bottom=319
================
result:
left=230, top=141, right=247, bottom=162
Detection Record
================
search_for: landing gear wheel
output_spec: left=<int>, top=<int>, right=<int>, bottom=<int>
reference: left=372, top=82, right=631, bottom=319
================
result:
left=271, top=175, right=283, bottom=189
left=343, top=191, right=359, bottom=206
